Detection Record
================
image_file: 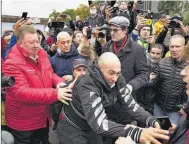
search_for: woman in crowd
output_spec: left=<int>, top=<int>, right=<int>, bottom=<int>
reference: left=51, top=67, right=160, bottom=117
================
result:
left=72, top=30, right=83, bottom=48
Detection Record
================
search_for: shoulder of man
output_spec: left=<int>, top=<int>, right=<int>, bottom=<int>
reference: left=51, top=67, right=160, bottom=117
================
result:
left=101, top=40, right=113, bottom=53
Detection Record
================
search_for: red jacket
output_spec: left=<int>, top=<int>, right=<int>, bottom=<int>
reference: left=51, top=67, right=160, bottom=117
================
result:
left=2, top=44, right=63, bottom=131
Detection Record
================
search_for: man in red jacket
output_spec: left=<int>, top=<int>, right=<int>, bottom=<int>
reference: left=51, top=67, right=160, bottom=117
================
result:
left=2, top=25, right=72, bottom=144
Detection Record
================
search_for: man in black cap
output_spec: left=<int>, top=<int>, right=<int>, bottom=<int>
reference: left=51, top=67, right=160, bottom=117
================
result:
left=51, top=58, right=89, bottom=130
left=102, top=16, right=149, bottom=125
left=72, top=58, right=88, bottom=80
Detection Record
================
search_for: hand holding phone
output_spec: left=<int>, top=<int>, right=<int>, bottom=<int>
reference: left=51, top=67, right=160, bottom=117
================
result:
left=22, top=12, right=28, bottom=20
left=157, top=116, right=172, bottom=130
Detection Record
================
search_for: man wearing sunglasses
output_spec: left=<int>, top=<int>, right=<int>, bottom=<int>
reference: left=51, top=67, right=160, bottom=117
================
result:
left=102, top=16, right=149, bottom=125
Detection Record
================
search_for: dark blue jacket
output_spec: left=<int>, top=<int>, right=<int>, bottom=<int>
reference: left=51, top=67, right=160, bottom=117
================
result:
left=50, top=45, right=84, bottom=77
left=2, top=34, right=17, bottom=60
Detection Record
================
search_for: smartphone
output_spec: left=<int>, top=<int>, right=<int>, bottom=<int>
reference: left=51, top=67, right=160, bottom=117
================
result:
left=22, top=12, right=28, bottom=20
left=157, top=116, right=172, bottom=130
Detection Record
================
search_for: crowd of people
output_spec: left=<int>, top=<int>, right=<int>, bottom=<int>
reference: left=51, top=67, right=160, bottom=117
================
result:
left=1, top=1, right=189, bottom=144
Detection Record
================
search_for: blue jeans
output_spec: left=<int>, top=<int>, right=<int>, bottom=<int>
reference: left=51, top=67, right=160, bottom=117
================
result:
left=153, top=103, right=181, bottom=125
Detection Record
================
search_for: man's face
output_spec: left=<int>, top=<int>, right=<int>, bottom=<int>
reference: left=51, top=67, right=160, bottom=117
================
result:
left=4, top=34, right=11, bottom=45
left=75, top=33, right=83, bottom=44
left=73, top=66, right=87, bottom=78
left=140, top=26, right=150, bottom=40
left=90, top=6, right=97, bottom=15
left=181, top=60, right=189, bottom=96
left=19, top=33, right=40, bottom=57
left=99, top=62, right=121, bottom=87
left=169, top=38, right=184, bottom=60
left=110, top=25, right=127, bottom=42
left=119, top=2, right=128, bottom=11
left=150, top=47, right=163, bottom=60
left=57, top=34, right=72, bottom=53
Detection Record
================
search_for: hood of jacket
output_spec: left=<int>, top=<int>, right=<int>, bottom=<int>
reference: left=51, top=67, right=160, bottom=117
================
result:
left=56, top=44, right=79, bottom=58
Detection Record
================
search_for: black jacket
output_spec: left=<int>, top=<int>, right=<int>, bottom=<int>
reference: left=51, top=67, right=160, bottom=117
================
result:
left=102, top=35, right=149, bottom=91
left=63, top=61, right=156, bottom=142
left=137, top=57, right=159, bottom=114
left=86, top=15, right=105, bottom=28
left=152, top=57, right=187, bottom=111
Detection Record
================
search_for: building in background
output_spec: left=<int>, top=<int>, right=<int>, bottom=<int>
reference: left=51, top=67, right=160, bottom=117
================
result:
left=136, top=0, right=159, bottom=13
left=1, top=15, right=48, bottom=34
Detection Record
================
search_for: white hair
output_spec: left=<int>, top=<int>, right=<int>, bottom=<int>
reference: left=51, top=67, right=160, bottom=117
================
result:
left=56, top=31, right=70, bottom=41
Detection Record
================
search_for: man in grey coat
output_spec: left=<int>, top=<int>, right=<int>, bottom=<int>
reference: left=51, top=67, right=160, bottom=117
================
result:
left=102, top=16, right=149, bottom=124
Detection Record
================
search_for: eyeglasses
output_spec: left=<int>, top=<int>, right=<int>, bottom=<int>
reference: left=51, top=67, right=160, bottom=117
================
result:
left=110, top=28, right=122, bottom=33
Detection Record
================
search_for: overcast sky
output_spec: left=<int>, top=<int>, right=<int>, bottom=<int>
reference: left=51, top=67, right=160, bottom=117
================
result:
left=2, top=0, right=89, bottom=18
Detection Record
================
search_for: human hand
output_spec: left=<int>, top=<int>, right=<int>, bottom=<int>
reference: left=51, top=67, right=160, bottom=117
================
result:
left=66, top=14, right=72, bottom=21
left=115, top=137, right=136, bottom=144
left=147, top=35, right=155, bottom=44
left=154, top=121, right=161, bottom=129
left=178, top=20, right=188, bottom=36
left=135, top=15, right=147, bottom=30
left=164, top=19, right=171, bottom=28
left=140, top=127, right=169, bottom=144
left=62, top=75, right=73, bottom=82
left=168, top=124, right=177, bottom=133
left=178, top=108, right=185, bottom=115
left=67, top=77, right=79, bottom=89
left=57, top=87, right=72, bottom=105
left=50, top=43, right=58, bottom=52
left=14, top=18, right=29, bottom=36
left=150, top=72, right=156, bottom=80
left=57, top=82, right=67, bottom=88
left=105, top=6, right=112, bottom=17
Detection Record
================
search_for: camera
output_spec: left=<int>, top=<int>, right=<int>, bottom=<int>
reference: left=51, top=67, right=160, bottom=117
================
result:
left=1, top=73, right=15, bottom=101
left=169, top=16, right=183, bottom=28
left=76, top=21, right=92, bottom=39
left=48, top=21, right=65, bottom=41
left=106, top=1, right=119, bottom=14
left=97, top=24, right=109, bottom=38
left=76, top=21, right=90, bottom=31
left=2, top=73, right=15, bottom=87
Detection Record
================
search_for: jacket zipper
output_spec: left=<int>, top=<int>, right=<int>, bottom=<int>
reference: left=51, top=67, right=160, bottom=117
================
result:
left=163, top=65, right=176, bottom=111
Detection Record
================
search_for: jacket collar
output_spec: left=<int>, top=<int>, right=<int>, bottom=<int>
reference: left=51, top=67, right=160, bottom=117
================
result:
left=108, top=35, right=132, bottom=57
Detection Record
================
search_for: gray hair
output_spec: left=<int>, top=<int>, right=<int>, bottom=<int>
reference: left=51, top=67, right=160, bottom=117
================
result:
left=17, top=25, right=37, bottom=40
left=170, top=34, right=185, bottom=45
left=56, top=31, right=71, bottom=41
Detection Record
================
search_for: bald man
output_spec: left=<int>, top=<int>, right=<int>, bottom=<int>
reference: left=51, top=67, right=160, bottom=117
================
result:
left=57, top=52, right=170, bottom=144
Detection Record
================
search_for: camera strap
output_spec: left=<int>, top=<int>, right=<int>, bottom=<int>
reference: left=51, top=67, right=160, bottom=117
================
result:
left=113, top=35, right=128, bottom=54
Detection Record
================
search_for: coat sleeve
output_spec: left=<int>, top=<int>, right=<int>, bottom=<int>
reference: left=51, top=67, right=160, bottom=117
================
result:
left=130, top=31, right=139, bottom=42
left=3, top=35, right=17, bottom=60
left=118, top=78, right=157, bottom=127
left=78, top=79, right=143, bottom=142
left=128, top=46, right=150, bottom=90
left=2, top=60, right=58, bottom=105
